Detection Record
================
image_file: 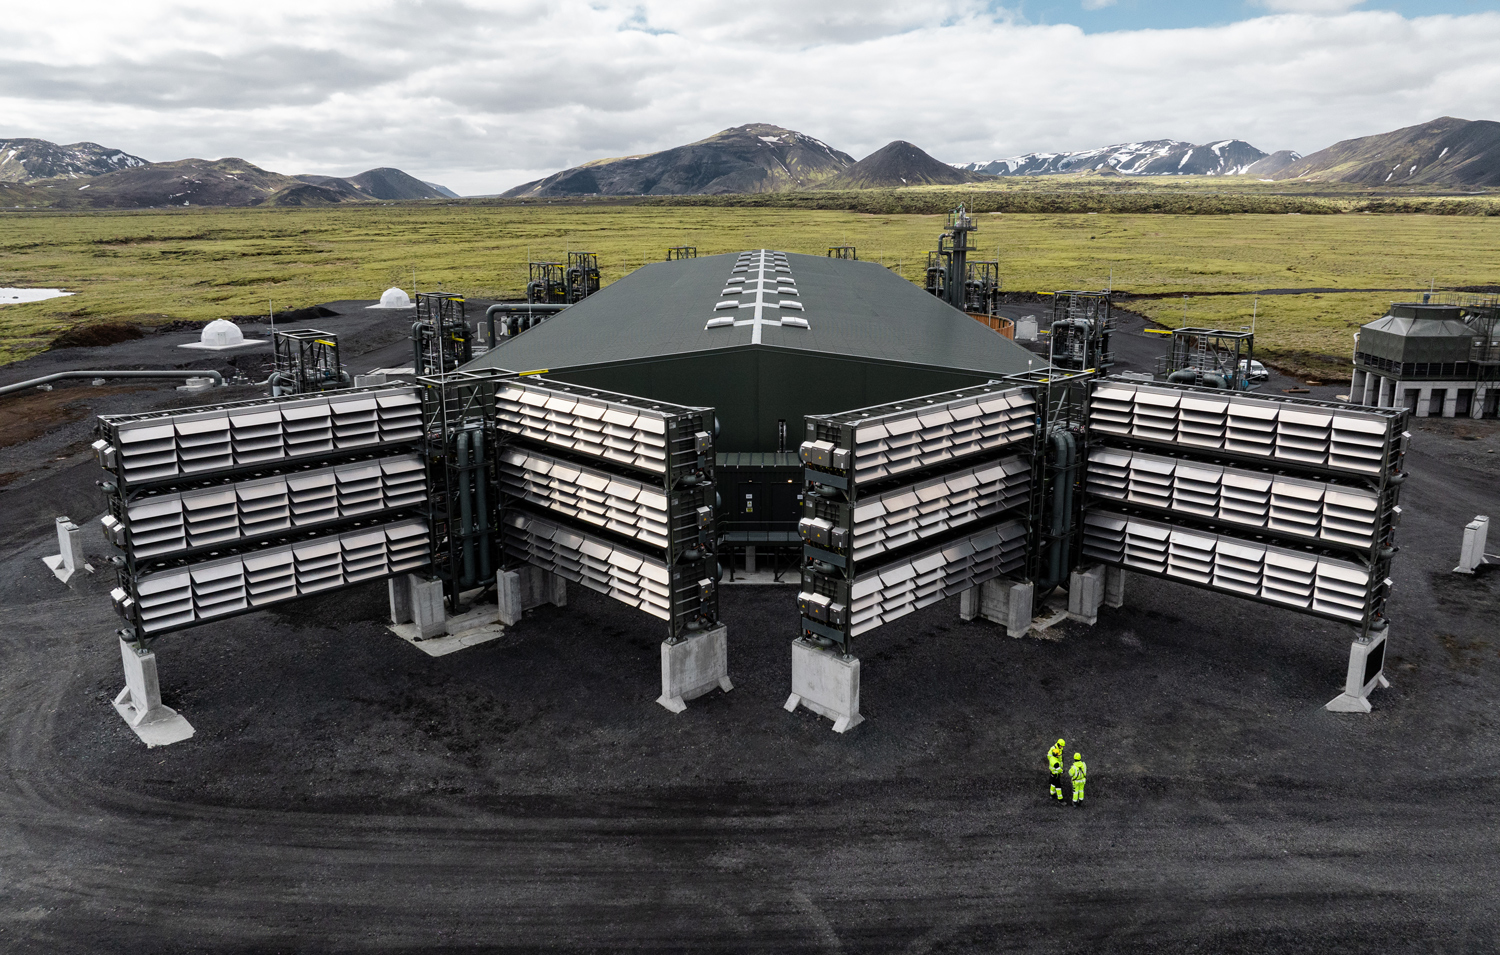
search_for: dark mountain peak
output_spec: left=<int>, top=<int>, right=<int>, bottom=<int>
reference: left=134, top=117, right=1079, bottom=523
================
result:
left=502, top=124, right=855, bottom=198
left=0, top=137, right=149, bottom=183
left=824, top=140, right=986, bottom=189
left=345, top=167, right=446, bottom=200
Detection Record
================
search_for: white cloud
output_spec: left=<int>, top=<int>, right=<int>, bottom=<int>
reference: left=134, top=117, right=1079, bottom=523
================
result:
left=1254, top=0, right=1365, bottom=11
left=1, top=2, right=1497, bottom=194
left=1081, top=0, right=1118, bottom=9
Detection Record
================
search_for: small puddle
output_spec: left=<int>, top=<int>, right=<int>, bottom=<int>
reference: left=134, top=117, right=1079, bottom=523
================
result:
left=0, top=288, right=73, bottom=305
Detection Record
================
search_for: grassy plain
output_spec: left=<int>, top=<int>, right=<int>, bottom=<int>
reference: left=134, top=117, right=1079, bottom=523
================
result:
left=2, top=203, right=1498, bottom=377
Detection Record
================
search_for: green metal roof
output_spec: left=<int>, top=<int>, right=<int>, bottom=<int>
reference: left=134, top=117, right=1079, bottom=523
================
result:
left=1360, top=304, right=1478, bottom=363
left=466, top=251, right=1037, bottom=378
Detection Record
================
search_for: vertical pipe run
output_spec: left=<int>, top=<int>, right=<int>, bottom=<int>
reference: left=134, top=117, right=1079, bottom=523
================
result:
left=457, top=431, right=476, bottom=589
left=1040, top=430, right=1078, bottom=591
left=1057, top=431, right=1076, bottom=584
left=473, top=429, right=492, bottom=581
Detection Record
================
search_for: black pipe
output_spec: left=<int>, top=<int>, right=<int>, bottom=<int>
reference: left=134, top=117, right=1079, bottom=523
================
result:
left=484, top=303, right=566, bottom=346
left=1038, top=430, right=1077, bottom=592
left=474, top=428, right=491, bottom=581
left=410, top=321, right=425, bottom=375
left=457, top=430, right=475, bottom=589
left=0, top=369, right=224, bottom=397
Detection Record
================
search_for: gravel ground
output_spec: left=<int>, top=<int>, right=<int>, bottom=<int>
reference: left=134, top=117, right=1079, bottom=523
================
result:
left=0, top=311, right=1497, bottom=953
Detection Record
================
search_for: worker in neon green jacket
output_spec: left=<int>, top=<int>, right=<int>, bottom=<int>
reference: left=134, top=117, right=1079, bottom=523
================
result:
left=1047, top=739, right=1066, bottom=801
left=1069, top=752, right=1088, bottom=805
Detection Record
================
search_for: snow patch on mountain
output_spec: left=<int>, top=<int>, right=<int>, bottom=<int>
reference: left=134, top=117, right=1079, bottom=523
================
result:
left=956, top=139, right=1273, bottom=177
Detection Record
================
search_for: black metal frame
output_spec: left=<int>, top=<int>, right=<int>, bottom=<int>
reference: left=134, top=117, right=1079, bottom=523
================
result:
left=1000, top=368, right=1094, bottom=588
left=418, top=369, right=504, bottom=605
left=527, top=262, right=567, bottom=303
left=413, top=293, right=471, bottom=376
left=565, top=252, right=601, bottom=303
left=1048, top=292, right=1114, bottom=373
left=826, top=246, right=858, bottom=260
left=95, top=384, right=433, bottom=643
left=272, top=328, right=343, bottom=395
left=666, top=246, right=697, bottom=260
left=417, top=369, right=722, bottom=641
left=965, top=261, right=1001, bottom=316
left=1081, top=376, right=1409, bottom=640
left=797, top=381, right=1041, bottom=653
left=1154, top=326, right=1253, bottom=389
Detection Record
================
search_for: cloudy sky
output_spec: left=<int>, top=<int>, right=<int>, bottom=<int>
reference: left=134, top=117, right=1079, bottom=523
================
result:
left=4, top=0, right=1500, bottom=194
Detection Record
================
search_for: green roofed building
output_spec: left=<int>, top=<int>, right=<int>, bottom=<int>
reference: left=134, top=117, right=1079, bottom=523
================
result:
left=1352, top=303, right=1500, bottom=418
left=465, top=250, right=1038, bottom=549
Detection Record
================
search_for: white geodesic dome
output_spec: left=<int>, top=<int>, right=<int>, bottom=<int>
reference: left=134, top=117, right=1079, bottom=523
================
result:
left=200, top=319, right=245, bottom=348
left=376, top=287, right=412, bottom=308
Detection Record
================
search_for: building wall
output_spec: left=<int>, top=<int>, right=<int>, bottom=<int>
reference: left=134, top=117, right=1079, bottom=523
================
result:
left=1352, top=367, right=1497, bottom=418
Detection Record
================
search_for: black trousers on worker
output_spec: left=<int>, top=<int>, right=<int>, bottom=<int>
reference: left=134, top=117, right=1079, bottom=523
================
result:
left=1050, top=771, right=1063, bottom=795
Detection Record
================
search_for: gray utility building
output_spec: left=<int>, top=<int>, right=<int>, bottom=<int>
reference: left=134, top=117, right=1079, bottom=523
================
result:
left=468, top=250, right=1038, bottom=554
left=1352, top=302, right=1500, bottom=418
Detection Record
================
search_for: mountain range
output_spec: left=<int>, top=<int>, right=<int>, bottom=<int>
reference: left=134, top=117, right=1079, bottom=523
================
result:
left=5, top=117, right=1499, bottom=208
left=956, top=139, right=1295, bottom=178
left=0, top=138, right=455, bottom=208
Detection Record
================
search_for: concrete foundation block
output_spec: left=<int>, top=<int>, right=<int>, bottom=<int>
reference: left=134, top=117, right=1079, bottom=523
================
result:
left=959, top=586, right=980, bottom=621
left=112, top=638, right=195, bottom=747
left=42, top=516, right=87, bottom=584
left=1105, top=566, right=1127, bottom=609
left=411, top=577, right=446, bottom=639
left=974, top=578, right=1034, bottom=637
left=1067, top=565, right=1106, bottom=625
left=388, top=576, right=414, bottom=624
left=1326, top=628, right=1392, bottom=714
left=745, top=546, right=757, bottom=575
left=1455, top=516, right=1490, bottom=574
left=656, top=625, right=733, bottom=713
left=785, top=638, right=863, bottom=733
left=498, top=566, right=567, bottom=625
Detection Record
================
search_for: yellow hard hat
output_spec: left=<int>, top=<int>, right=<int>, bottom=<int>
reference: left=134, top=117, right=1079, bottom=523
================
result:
left=1074, top=753, right=1082, bottom=760
left=1055, top=739, right=1065, bottom=747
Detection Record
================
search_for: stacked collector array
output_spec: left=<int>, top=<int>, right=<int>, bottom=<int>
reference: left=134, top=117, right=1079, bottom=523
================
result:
left=101, top=455, right=427, bottom=558
left=798, top=384, right=1038, bottom=649
left=492, top=377, right=720, bottom=639
left=95, top=385, right=431, bottom=637
left=1081, top=380, right=1407, bottom=630
left=114, top=520, right=430, bottom=633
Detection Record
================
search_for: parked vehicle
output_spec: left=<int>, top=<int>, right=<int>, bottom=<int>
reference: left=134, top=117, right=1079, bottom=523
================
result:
left=1239, top=359, right=1269, bottom=382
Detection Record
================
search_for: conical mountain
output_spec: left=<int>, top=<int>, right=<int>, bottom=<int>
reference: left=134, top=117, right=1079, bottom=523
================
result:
left=823, top=141, right=987, bottom=189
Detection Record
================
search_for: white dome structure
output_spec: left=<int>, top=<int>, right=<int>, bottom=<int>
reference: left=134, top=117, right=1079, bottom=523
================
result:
left=367, top=287, right=414, bottom=309
left=178, top=318, right=265, bottom=352
left=201, top=319, right=245, bottom=348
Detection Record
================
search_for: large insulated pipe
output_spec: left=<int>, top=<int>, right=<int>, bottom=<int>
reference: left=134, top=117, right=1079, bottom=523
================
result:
left=1057, top=431, right=1076, bottom=583
left=410, top=321, right=425, bottom=374
left=457, top=430, right=476, bottom=589
left=1039, top=430, right=1078, bottom=591
left=0, top=369, right=224, bottom=398
left=485, top=303, right=567, bottom=345
left=473, top=428, right=492, bottom=581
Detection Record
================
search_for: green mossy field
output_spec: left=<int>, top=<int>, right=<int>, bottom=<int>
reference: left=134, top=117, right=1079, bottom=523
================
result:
left=2, top=202, right=1498, bottom=378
